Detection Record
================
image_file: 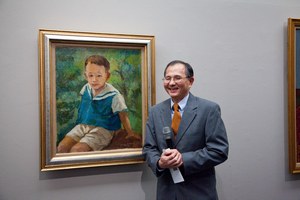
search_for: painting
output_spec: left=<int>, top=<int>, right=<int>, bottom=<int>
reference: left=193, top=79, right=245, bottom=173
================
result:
left=39, top=29, right=155, bottom=171
left=288, top=18, right=300, bottom=173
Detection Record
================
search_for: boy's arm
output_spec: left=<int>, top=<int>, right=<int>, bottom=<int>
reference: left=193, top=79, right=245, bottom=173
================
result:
left=118, top=111, right=139, bottom=139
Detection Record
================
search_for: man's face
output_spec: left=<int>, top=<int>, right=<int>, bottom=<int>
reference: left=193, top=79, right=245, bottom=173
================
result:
left=163, top=63, right=194, bottom=103
left=85, top=63, right=110, bottom=95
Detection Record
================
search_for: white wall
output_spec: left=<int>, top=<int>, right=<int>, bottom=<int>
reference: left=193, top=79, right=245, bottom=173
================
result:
left=1, top=0, right=300, bottom=199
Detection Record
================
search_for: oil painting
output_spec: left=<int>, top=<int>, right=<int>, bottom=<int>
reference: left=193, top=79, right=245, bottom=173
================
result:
left=39, top=29, right=155, bottom=171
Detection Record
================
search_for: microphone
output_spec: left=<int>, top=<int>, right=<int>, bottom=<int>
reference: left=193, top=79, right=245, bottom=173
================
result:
left=162, top=126, right=184, bottom=183
left=163, top=126, right=173, bottom=149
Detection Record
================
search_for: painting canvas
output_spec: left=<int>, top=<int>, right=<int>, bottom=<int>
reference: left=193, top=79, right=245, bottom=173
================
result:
left=55, top=47, right=143, bottom=149
left=39, top=29, right=155, bottom=171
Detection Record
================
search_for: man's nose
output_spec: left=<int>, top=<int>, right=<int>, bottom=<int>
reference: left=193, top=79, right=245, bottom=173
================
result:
left=169, top=78, right=176, bottom=84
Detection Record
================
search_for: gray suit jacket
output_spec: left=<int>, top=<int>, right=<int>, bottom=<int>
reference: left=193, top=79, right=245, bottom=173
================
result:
left=143, top=93, right=229, bottom=200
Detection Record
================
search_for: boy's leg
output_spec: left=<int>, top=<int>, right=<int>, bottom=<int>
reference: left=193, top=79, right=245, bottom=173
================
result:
left=80, top=127, right=114, bottom=151
left=57, top=136, right=77, bottom=153
left=70, top=142, right=93, bottom=152
left=57, top=124, right=87, bottom=153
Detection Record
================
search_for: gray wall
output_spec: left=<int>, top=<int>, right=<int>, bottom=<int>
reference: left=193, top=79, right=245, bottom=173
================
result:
left=1, top=0, right=300, bottom=199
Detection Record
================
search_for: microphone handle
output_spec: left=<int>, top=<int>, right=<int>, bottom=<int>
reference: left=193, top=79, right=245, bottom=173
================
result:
left=166, top=138, right=173, bottom=149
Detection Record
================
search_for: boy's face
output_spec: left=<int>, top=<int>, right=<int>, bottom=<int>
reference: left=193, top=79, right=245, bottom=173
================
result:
left=85, top=63, right=110, bottom=95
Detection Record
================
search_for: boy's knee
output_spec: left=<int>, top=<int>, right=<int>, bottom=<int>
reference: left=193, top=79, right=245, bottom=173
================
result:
left=57, top=136, right=77, bottom=153
left=70, top=143, right=92, bottom=152
left=57, top=143, right=70, bottom=153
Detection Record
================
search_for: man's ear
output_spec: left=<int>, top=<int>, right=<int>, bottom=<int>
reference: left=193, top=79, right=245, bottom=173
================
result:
left=189, top=76, right=195, bottom=85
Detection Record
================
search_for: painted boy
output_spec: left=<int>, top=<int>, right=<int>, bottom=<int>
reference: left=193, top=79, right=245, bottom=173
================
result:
left=57, top=55, right=136, bottom=153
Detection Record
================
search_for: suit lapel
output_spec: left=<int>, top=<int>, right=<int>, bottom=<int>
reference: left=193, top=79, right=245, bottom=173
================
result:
left=159, top=100, right=172, bottom=129
left=159, top=99, right=176, bottom=147
left=158, top=95, right=198, bottom=146
left=175, top=94, right=198, bottom=145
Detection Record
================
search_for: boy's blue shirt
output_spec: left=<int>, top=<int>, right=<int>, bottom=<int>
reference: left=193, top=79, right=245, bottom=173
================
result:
left=76, top=83, right=126, bottom=131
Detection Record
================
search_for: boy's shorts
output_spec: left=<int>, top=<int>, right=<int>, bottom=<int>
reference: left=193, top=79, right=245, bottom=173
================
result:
left=66, top=124, right=114, bottom=151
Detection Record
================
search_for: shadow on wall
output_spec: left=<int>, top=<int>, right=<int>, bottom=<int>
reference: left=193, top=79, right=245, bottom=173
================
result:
left=141, top=166, right=157, bottom=200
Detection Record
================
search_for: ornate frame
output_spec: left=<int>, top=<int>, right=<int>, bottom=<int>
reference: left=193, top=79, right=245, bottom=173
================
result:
left=39, top=29, right=155, bottom=171
left=288, top=18, right=300, bottom=173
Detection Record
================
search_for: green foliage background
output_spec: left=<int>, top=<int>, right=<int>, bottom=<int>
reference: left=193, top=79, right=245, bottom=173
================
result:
left=55, top=47, right=142, bottom=145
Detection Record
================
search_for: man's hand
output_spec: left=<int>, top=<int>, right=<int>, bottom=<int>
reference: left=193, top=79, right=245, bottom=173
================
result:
left=158, top=148, right=183, bottom=169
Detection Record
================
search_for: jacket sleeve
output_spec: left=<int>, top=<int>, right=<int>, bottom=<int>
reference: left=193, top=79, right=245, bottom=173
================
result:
left=142, top=108, right=165, bottom=177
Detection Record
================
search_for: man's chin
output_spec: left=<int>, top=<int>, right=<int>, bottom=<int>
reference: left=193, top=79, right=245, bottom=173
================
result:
left=169, top=90, right=179, bottom=95
left=169, top=93, right=179, bottom=99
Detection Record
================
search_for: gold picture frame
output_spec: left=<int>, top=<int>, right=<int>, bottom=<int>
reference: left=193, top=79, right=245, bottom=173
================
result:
left=288, top=18, right=300, bottom=173
left=39, top=29, right=155, bottom=171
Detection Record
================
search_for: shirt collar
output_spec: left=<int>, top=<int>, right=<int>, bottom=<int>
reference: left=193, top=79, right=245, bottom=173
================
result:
left=171, top=93, right=189, bottom=111
left=87, top=83, right=108, bottom=97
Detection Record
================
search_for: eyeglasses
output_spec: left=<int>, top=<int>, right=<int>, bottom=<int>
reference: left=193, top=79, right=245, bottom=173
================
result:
left=162, top=76, right=189, bottom=83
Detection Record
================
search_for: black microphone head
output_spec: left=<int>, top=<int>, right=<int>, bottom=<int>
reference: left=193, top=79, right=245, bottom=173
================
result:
left=163, top=126, right=172, bottom=140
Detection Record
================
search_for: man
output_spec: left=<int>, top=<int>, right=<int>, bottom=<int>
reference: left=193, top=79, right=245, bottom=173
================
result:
left=143, top=60, right=229, bottom=200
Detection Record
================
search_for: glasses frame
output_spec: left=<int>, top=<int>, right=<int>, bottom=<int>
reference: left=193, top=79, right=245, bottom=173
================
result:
left=162, top=76, right=190, bottom=83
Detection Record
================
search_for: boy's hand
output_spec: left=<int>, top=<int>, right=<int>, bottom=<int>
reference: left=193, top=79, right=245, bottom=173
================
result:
left=125, top=131, right=141, bottom=140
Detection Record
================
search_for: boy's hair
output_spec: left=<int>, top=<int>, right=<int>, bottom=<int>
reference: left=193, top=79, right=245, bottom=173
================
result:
left=84, top=55, right=110, bottom=71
